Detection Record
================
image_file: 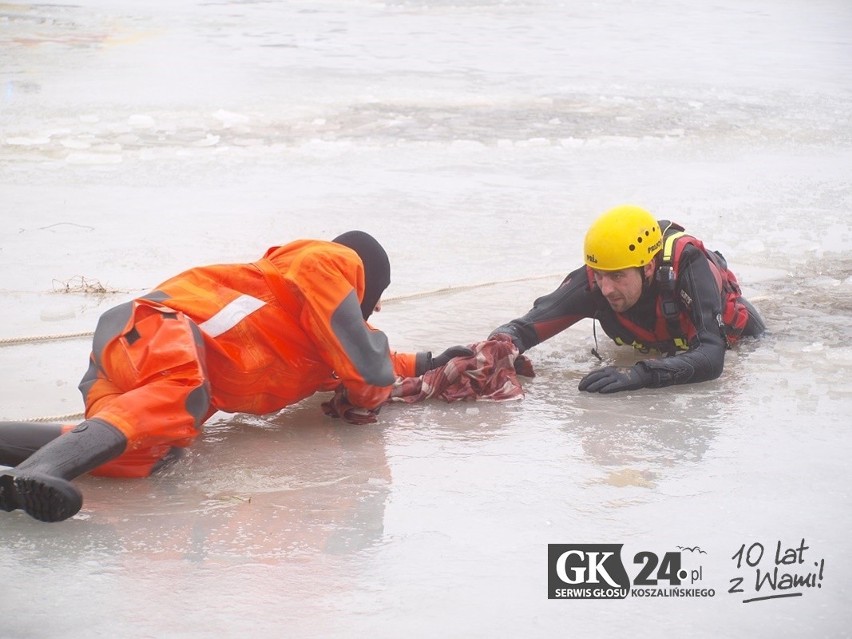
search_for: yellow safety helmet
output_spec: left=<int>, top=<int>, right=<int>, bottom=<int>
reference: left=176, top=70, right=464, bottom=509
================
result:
left=583, top=204, right=663, bottom=270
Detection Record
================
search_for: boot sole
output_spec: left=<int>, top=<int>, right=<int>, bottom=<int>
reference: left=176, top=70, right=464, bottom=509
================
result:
left=0, top=472, right=83, bottom=522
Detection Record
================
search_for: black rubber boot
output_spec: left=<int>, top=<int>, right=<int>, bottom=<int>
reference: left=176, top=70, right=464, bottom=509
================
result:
left=0, top=470, right=84, bottom=523
left=0, top=421, right=65, bottom=466
left=0, top=419, right=127, bottom=523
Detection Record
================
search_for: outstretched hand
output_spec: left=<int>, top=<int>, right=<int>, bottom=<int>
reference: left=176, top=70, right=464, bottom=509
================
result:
left=578, top=364, right=653, bottom=394
left=428, top=345, right=475, bottom=371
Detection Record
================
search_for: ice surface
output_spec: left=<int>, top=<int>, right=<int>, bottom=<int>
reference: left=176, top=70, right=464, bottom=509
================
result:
left=1, top=0, right=851, bottom=637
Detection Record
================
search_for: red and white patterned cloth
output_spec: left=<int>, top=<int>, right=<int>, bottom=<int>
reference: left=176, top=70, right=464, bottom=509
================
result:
left=391, top=334, right=534, bottom=403
left=322, top=335, right=535, bottom=424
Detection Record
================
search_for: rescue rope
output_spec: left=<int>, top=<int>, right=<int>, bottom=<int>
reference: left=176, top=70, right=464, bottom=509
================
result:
left=384, top=272, right=563, bottom=301
left=0, top=272, right=564, bottom=348
left=0, top=331, right=95, bottom=347
left=20, top=413, right=85, bottom=423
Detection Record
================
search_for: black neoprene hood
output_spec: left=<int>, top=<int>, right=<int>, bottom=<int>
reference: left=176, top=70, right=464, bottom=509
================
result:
left=332, top=230, right=391, bottom=320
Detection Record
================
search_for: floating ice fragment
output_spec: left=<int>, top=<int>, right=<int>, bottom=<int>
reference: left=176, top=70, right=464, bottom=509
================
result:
left=60, top=139, right=92, bottom=149
left=128, top=114, right=156, bottom=129
left=114, top=134, right=140, bottom=144
left=6, top=136, right=50, bottom=145
left=526, top=137, right=551, bottom=146
left=65, top=152, right=123, bottom=164
left=213, top=109, right=250, bottom=126
left=449, top=139, right=485, bottom=150
left=194, top=134, right=220, bottom=147
left=825, top=347, right=852, bottom=362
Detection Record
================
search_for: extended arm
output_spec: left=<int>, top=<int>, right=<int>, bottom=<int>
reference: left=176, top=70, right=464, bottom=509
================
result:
left=490, top=267, right=597, bottom=353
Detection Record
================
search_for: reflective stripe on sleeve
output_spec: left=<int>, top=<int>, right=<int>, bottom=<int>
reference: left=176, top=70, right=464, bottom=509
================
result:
left=199, top=294, right=266, bottom=337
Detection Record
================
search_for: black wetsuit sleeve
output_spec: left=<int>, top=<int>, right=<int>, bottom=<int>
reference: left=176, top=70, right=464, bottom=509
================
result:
left=639, top=246, right=727, bottom=387
left=489, top=266, right=597, bottom=353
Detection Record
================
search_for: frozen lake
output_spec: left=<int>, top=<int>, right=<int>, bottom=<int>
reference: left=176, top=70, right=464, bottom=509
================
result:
left=1, top=0, right=851, bottom=637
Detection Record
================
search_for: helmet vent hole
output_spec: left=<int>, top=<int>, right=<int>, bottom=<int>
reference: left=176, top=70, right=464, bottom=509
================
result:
left=637, top=236, right=643, bottom=244
left=628, top=244, right=636, bottom=252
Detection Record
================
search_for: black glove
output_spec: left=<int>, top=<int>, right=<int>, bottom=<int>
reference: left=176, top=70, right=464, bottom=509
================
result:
left=487, top=330, right=524, bottom=353
left=416, top=346, right=474, bottom=375
left=578, top=363, right=654, bottom=394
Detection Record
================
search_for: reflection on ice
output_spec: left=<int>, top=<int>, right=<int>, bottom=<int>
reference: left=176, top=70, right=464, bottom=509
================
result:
left=4, top=406, right=393, bottom=563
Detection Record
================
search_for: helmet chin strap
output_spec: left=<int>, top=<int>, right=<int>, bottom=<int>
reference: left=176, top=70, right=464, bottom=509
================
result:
left=591, top=312, right=603, bottom=362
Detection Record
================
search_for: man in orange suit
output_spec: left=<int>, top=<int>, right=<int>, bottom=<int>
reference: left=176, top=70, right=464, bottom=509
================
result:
left=0, top=231, right=469, bottom=523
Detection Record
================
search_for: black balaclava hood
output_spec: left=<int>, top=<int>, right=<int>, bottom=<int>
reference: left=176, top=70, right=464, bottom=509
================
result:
left=332, top=231, right=391, bottom=320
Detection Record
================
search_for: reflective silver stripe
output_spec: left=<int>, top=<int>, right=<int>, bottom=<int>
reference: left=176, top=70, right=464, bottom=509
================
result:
left=199, top=294, right=265, bottom=337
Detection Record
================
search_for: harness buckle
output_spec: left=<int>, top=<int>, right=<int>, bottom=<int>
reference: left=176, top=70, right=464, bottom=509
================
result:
left=657, top=264, right=680, bottom=320
left=656, top=265, right=676, bottom=291
left=661, top=298, right=680, bottom=319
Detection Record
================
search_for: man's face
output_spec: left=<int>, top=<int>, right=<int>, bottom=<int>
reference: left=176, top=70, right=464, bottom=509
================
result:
left=591, top=265, right=651, bottom=313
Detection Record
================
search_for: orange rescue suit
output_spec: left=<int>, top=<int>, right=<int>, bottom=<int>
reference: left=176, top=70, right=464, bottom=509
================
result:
left=79, top=240, right=417, bottom=477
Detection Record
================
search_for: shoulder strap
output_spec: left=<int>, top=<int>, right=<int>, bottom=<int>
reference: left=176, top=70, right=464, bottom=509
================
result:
left=655, top=221, right=689, bottom=341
